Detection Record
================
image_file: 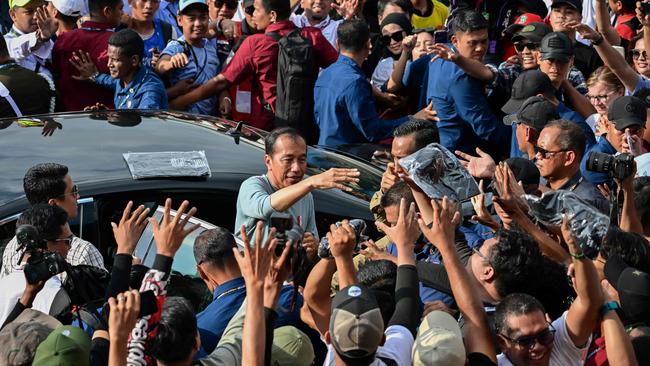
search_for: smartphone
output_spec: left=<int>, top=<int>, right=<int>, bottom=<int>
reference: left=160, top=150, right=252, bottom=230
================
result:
left=270, top=212, right=293, bottom=233
left=102, top=290, right=158, bottom=320
left=433, top=30, right=448, bottom=44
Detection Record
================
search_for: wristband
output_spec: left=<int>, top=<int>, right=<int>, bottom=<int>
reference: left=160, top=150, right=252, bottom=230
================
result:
left=89, top=71, right=100, bottom=83
left=592, top=34, right=604, bottom=46
left=600, top=301, right=619, bottom=318
left=569, top=251, right=586, bottom=260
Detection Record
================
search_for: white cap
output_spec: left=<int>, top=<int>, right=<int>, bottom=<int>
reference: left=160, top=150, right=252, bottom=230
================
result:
left=46, top=0, right=87, bottom=17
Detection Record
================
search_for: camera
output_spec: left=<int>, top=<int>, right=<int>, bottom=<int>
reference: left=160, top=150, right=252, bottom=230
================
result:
left=270, top=213, right=304, bottom=257
left=16, top=224, right=67, bottom=284
left=586, top=151, right=635, bottom=180
left=318, top=219, right=369, bottom=259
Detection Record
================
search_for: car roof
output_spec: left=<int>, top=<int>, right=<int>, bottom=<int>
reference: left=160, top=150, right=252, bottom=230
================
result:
left=0, top=111, right=382, bottom=206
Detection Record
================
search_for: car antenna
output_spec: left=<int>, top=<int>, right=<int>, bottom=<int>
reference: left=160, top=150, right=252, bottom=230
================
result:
left=226, top=121, right=243, bottom=145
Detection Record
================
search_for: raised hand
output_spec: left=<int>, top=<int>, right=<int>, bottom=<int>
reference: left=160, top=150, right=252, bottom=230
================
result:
left=455, top=147, right=496, bottom=179
left=360, top=240, right=396, bottom=262
left=108, top=290, right=141, bottom=342
left=236, top=221, right=277, bottom=289
left=470, top=180, right=499, bottom=231
left=326, top=220, right=358, bottom=259
left=306, top=167, right=360, bottom=192
left=302, top=232, right=318, bottom=259
left=430, top=43, right=459, bottom=63
left=381, top=162, right=399, bottom=193
left=560, top=215, right=581, bottom=258
left=565, top=22, right=601, bottom=41
left=35, top=6, right=57, bottom=41
left=149, top=198, right=201, bottom=257
left=402, top=35, right=417, bottom=53
left=69, top=50, right=98, bottom=81
left=493, top=162, right=528, bottom=215
left=112, top=201, right=150, bottom=255
left=332, top=0, right=360, bottom=20
left=417, top=196, right=461, bottom=251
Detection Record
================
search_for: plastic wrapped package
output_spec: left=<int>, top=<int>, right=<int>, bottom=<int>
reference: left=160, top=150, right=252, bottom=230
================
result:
left=123, top=151, right=211, bottom=179
left=524, top=190, right=610, bottom=258
left=398, top=143, right=480, bottom=201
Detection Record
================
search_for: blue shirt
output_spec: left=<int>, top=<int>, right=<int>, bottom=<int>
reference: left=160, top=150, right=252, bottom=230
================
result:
left=196, top=276, right=303, bottom=354
left=142, top=19, right=175, bottom=67
left=423, top=49, right=510, bottom=157
left=580, top=135, right=617, bottom=185
left=314, top=55, right=407, bottom=147
left=95, top=66, right=168, bottom=109
left=162, top=36, right=220, bottom=115
left=402, top=54, right=432, bottom=110
left=155, top=0, right=181, bottom=35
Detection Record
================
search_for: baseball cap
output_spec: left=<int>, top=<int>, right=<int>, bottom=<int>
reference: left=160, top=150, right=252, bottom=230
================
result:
left=0, top=310, right=61, bottom=366
left=504, top=14, right=544, bottom=37
left=503, top=96, right=560, bottom=130
left=502, top=70, right=555, bottom=114
left=271, top=326, right=315, bottom=366
left=412, top=311, right=465, bottom=366
left=607, top=96, right=647, bottom=131
left=329, top=284, right=384, bottom=360
left=242, top=0, right=254, bottom=7
left=8, top=0, right=35, bottom=8
left=540, top=32, right=574, bottom=63
left=506, top=157, right=541, bottom=186
left=511, top=22, right=551, bottom=44
left=32, top=326, right=91, bottom=366
left=551, top=0, right=582, bottom=13
left=618, top=267, right=650, bottom=324
left=45, top=0, right=85, bottom=16
left=178, top=0, right=208, bottom=13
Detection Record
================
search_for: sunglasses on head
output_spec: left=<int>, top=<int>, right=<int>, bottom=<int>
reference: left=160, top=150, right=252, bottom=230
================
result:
left=514, top=41, right=540, bottom=53
left=214, top=0, right=238, bottom=8
left=244, top=5, right=254, bottom=15
left=501, top=326, right=556, bottom=350
left=381, top=31, right=405, bottom=45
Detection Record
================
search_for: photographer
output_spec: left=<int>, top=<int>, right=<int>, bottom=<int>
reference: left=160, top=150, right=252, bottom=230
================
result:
left=1, top=163, right=105, bottom=277
left=234, top=127, right=360, bottom=251
left=0, top=204, right=71, bottom=325
left=581, top=96, right=647, bottom=185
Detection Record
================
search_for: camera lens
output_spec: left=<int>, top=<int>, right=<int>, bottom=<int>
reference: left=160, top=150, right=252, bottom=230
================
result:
left=586, top=152, right=614, bottom=174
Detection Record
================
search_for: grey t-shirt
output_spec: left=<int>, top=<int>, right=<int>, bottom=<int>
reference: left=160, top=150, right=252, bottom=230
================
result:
left=234, top=175, right=319, bottom=244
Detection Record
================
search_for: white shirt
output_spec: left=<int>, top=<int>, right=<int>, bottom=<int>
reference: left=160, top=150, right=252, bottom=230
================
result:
left=323, top=325, right=415, bottom=366
left=0, top=268, right=63, bottom=325
left=497, top=311, right=590, bottom=366
left=371, top=57, right=395, bottom=89
left=3, top=26, right=54, bottom=80
left=290, top=14, right=343, bottom=49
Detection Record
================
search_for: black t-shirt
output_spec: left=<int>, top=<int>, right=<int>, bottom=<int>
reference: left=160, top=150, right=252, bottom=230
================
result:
left=573, top=41, right=604, bottom=79
left=468, top=352, right=498, bottom=366
left=0, top=63, right=54, bottom=117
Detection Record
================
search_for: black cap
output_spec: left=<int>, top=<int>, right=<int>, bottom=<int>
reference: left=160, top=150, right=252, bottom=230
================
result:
left=506, top=157, right=540, bottom=186
left=540, top=32, right=574, bottom=63
left=608, top=96, right=647, bottom=131
left=618, top=268, right=650, bottom=324
left=243, top=0, right=253, bottom=7
left=511, top=22, right=551, bottom=43
left=551, top=0, right=582, bottom=13
left=604, top=253, right=629, bottom=291
left=503, top=96, right=560, bottom=130
left=502, top=70, right=555, bottom=114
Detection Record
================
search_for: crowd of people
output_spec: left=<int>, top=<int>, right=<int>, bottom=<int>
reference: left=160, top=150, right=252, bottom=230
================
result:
left=2, top=0, right=650, bottom=365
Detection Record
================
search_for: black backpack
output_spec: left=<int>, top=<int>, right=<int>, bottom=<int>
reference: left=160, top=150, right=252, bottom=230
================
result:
left=266, top=29, right=318, bottom=141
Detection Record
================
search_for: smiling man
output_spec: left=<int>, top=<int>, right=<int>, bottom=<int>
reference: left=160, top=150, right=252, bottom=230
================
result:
left=290, top=0, right=342, bottom=47
left=70, top=29, right=168, bottom=109
left=234, top=127, right=360, bottom=247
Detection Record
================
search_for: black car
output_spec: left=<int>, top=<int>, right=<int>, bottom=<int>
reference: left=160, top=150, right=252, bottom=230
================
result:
left=0, top=110, right=382, bottom=277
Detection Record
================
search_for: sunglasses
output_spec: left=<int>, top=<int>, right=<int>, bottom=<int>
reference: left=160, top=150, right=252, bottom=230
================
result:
left=381, top=31, right=405, bottom=45
left=244, top=5, right=254, bottom=15
left=214, top=0, right=238, bottom=8
left=57, top=185, right=80, bottom=199
left=534, top=146, right=568, bottom=160
left=501, top=326, right=556, bottom=350
left=514, top=42, right=540, bottom=53
left=632, top=49, right=648, bottom=60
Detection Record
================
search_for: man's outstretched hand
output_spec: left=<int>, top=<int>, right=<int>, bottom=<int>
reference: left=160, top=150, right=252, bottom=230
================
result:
left=306, top=168, right=360, bottom=192
left=455, top=147, right=496, bottom=179
left=150, top=198, right=201, bottom=258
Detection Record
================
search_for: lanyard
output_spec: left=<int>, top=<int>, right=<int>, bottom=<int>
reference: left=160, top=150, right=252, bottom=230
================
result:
left=180, top=41, right=208, bottom=81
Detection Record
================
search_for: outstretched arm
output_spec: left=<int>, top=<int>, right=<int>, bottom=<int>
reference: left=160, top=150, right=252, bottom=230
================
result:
left=170, top=74, right=230, bottom=110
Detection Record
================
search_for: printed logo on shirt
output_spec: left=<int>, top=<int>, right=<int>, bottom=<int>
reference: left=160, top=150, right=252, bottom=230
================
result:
left=348, top=286, right=362, bottom=297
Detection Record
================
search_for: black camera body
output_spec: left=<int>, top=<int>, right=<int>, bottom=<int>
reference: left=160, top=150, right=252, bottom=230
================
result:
left=318, top=219, right=369, bottom=259
left=586, top=152, right=635, bottom=181
left=16, top=224, right=67, bottom=284
left=269, top=213, right=304, bottom=257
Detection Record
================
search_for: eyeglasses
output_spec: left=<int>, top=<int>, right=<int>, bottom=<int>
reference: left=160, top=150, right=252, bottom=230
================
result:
left=53, top=234, right=74, bottom=246
left=514, top=42, right=540, bottom=53
left=632, top=49, right=648, bottom=60
left=244, top=5, right=254, bottom=15
left=501, top=325, right=556, bottom=350
left=534, top=146, right=568, bottom=160
left=381, top=31, right=405, bottom=45
left=57, top=185, right=80, bottom=199
left=214, top=0, right=237, bottom=8
left=586, top=90, right=617, bottom=103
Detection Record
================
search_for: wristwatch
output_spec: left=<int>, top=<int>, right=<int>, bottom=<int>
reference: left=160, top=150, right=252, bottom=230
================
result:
left=600, top=301, right=619, bottom=318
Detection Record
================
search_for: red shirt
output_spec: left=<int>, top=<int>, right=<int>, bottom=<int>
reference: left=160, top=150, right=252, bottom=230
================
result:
left=615, top=13, right=638, bottom=41
left=53, top=21, right=115, bottom=111
left=221, top=20, right=338, bottom=128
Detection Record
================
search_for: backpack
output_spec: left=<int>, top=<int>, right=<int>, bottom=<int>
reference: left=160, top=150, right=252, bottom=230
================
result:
left=266, top=29, right=318, bottom=141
